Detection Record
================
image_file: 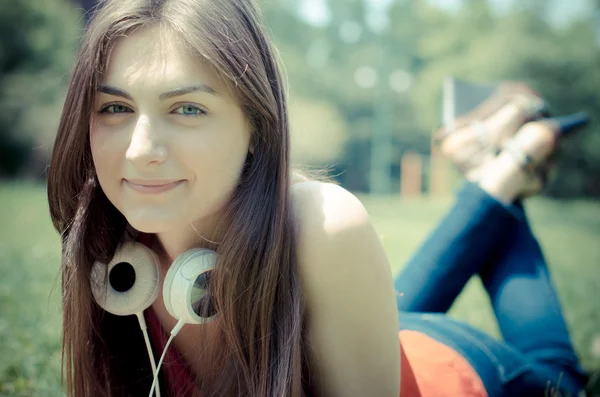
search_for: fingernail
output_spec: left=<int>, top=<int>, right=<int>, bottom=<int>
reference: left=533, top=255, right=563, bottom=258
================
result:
left=547, top=112, right=590, bottom=136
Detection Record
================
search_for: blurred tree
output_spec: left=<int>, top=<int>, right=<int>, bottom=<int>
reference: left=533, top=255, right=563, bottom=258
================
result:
left=261, top=0, right=600, bottom=196
left=0, top=0, right=80, bottom=177
left=288, top=97, right=349, bottom=166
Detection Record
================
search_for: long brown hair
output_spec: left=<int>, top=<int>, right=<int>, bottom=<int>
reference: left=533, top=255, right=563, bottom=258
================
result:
left=47, top=0, right=308, bottom=395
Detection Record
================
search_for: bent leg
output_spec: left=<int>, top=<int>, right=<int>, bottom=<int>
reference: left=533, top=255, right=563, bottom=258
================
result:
left=395, top=182, right=520, bottom=312
left=396, top=188, right=586, bottom=395
left=479, top=202, right=587, bottom=393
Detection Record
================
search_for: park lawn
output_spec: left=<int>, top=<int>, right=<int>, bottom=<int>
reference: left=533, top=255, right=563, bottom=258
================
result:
left=1, top=181, right=599, bottom=396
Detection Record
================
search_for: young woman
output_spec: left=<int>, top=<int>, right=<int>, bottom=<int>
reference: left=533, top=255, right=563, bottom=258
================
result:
left=47, top=0, right=588, bottom=396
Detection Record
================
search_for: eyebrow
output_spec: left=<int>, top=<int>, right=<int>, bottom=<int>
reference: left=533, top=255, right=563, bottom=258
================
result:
left=97, top=84, right=219, bottom=100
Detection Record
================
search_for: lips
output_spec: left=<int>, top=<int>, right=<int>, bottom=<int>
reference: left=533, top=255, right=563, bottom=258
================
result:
left=124, top=179, right=184, bottom=194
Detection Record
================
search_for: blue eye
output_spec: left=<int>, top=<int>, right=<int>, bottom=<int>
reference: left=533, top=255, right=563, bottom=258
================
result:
left=173, top=104, right=206, bottom=117
left=99, top=104, right=132, bottom=114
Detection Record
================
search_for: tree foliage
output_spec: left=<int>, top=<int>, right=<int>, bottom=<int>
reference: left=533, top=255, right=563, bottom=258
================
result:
left=261, top=0, right=600, bottom=196
left=0, top=0, right=80, bottom=177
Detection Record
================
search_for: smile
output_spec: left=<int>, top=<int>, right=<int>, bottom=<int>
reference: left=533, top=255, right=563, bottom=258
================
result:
left=124, top=179, right=184, bottom=194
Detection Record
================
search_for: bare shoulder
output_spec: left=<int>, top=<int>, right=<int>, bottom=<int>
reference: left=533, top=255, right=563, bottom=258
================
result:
left=290, top=180, right=385, bottom=282
left=290, top=181, right=400, bottom=397
left=291, top=180, right=370, bottom=238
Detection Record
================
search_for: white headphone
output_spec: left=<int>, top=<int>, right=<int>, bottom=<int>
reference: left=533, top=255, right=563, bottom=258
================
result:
left=90, top=240, right=218, bottom=397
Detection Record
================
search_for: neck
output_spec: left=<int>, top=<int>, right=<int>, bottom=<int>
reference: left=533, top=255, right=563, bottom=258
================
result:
left=152, top=213, right=226, bottom=266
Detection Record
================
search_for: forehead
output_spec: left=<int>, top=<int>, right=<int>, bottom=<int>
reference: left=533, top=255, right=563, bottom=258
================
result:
left=103, top=26, right=225, bottom=93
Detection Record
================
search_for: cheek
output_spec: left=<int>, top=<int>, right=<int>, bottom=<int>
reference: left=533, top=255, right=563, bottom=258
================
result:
left=190, top=124, right=248, bottom=177
left=176, top=119, right=250, bottom=201
left=90, top=124, right=126, bottom=165
left=89, top=125, right=125, bottom=194
left=179, top=107, right=246, bottom=155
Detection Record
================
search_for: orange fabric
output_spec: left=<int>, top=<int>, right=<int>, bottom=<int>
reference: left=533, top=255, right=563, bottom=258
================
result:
left=399, top=330, right=488, bottom=397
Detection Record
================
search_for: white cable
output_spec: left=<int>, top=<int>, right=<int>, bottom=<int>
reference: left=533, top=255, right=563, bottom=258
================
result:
left=148, top=319, right=186, bottom=397
left=136, top=313, right=161, bottom=397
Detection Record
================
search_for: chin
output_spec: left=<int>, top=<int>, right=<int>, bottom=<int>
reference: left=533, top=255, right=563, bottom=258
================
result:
left=125, top=213, right=181, bottom=234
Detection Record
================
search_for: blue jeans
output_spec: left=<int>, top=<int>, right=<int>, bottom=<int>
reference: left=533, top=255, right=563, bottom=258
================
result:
left=394, top=182, right=588, bottom=397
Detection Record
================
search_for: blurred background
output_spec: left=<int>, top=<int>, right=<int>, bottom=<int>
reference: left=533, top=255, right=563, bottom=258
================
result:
left=0, top=0, right=599, bottom=395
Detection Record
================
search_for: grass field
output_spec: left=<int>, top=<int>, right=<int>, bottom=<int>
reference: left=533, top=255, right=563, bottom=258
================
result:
left=1, top=181, right=599, bottom=396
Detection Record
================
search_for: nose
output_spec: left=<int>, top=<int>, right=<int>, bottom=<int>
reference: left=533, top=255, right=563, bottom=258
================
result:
left=125, top=116, right=168, bottom=167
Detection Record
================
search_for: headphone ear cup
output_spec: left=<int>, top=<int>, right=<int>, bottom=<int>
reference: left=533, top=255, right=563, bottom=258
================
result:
left=163, top=248, right=217, bottom=325
left=91, top=241, right=161, bottom=316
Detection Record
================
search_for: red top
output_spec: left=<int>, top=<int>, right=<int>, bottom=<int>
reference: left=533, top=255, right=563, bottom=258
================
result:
left=145, top=309, right=487, bottom=397
left=145, top=309, right=198, bottom=396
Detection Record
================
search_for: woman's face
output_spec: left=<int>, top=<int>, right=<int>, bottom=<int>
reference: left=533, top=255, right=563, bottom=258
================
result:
left=90, top=26, right=251, bottom=234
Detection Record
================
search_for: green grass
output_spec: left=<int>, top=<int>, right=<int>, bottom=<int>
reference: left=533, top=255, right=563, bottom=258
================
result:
left=0, top=182, right=63, bottom=397
left=1, top=181, right=599, bottom=396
